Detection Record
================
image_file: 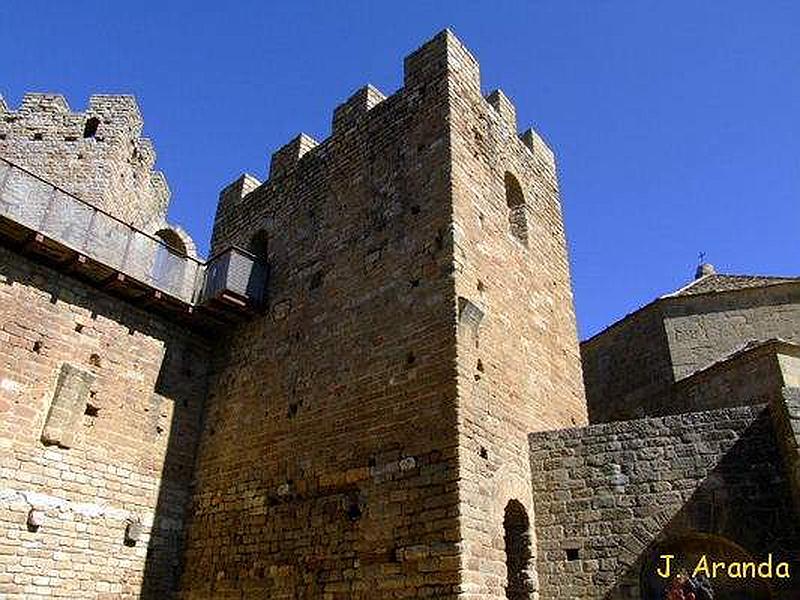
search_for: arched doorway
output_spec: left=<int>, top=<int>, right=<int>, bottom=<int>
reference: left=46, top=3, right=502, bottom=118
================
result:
left=504, top=499, right=534, bottom=599
left=640, top=534, right=773, bottom=600
left=152, top=228, right=188, bottom=294
left=248, top=230, right=269, bottom=262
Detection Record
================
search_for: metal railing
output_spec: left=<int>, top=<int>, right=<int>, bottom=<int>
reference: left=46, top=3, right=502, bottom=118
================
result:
left=0, top=157, right=266, bottom=310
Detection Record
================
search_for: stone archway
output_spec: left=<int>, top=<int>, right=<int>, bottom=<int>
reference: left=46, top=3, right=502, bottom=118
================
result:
left=151, top=227, right=188, bottom=294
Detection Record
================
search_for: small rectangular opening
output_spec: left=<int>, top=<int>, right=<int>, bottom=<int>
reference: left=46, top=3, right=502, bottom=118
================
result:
left=565, top=548, right=579, bottom=561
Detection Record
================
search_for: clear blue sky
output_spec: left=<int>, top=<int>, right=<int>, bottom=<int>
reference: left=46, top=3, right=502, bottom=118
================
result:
left=2, top=1, right=798, bottom=338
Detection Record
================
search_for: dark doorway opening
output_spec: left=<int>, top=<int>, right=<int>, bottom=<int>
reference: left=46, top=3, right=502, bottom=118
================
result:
left=504, top=499, right=534, bottom=599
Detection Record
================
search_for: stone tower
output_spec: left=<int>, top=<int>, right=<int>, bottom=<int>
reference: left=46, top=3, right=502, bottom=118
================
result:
left=0, top=94, right=210, bottom=598
left=180, top=30, right=585, bottom=599
left=0, top=93, right=196, bottom=254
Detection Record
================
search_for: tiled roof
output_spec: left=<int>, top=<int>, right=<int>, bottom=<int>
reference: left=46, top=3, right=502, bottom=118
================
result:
left=664, top=274, right=800, bottom=297
left=584, top=272, right=800, bottom=343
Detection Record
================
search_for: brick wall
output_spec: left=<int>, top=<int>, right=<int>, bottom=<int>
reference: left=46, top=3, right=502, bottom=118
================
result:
left=179, top=31, right=465, bottom=600
left=0, top=246, right=209, bottom=599
left=447, top=36, right=586, bottom=599
left=529, top=405, right=800, bottom=599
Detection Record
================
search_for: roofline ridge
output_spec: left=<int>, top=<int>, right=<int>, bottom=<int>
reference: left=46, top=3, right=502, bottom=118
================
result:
left=659, top=273, right=717, bottom=299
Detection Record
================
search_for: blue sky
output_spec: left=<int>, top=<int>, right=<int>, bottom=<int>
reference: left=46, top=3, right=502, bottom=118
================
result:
left=2, top=1, right=798, bottom=338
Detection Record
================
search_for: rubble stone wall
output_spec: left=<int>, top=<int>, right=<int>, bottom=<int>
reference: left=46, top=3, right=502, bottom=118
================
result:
left=529, top=404, right=800, bottom=599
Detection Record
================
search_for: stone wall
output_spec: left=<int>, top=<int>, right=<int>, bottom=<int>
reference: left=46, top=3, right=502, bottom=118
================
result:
left=666, top=340, right=799, bottom=415
left=0, top=94, right=178, bottom=236
left=447, top=37, right=586, bottom=599
left=180, top=32, right=465, bottom=599
left=663, top=284, right=800, bottom=379
left=0, top=246, right=209, bottom=599
left=772, top=388, right=800, bottom=518
left=529, top=404, right=800, bottom=599
left=581, top=303, right=673, bottom=423
left=582, top=284, right=800, bottom=423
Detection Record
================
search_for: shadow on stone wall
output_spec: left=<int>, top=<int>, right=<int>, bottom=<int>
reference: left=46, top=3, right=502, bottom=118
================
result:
left=140, top=340, right=208, bottom=599
left=0, top=254, right=209, bottom=599
left=603, top=409, right=800, bottom=600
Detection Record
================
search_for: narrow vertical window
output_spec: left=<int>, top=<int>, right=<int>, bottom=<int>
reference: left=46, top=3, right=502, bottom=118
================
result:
left=83, top=117, right=100, bottom=139
left=248, top=230, right=269, bottom=262
left=505, top=172, right=528, bottom=246
left=248, top=230, right=271, bottom=300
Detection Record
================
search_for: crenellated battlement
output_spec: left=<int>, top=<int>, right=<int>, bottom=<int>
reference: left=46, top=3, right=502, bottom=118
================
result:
left=258, top=29, right=551, bottom=183
left=486, top=89, right=517, bottom=132
left=210, top=29, right=561, bottom=259
left=225, top=31, right=471, bottom=181
left=249, top=29, right=481, bottom=182
left=403, top=28, right=480, bottom=92
left=1, top=93, right=145, bottom=144
left=332, top=85, right=386, bottom=136
left=268, top=133, right=319, bottom=180
left=0, top=92, right=177, bottom=232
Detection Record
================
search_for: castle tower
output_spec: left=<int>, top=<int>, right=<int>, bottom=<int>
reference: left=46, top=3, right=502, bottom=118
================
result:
left=447, top=41, right=586, bottom=598
left=0, top=93, right=194, bottom=251
left=180, top=30, right=585, bottom=599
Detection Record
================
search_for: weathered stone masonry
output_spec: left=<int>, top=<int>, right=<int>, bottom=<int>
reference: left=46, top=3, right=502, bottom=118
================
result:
left=3, top=28, right=798, bottom=600
left=448, top=41, right=585, bottom=600
left=0, top=246, right=209, bottom=599
left=570, top=270, right=800, bottom=598
left=529, top=402, right=800, bottom=599
left=0, top=91, right=214, bottom=599
left=582, top=277, right=800, bottom=423
left=0, top=93, right=196, bottom=254
left=181, top=30, right=584, bottom=599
